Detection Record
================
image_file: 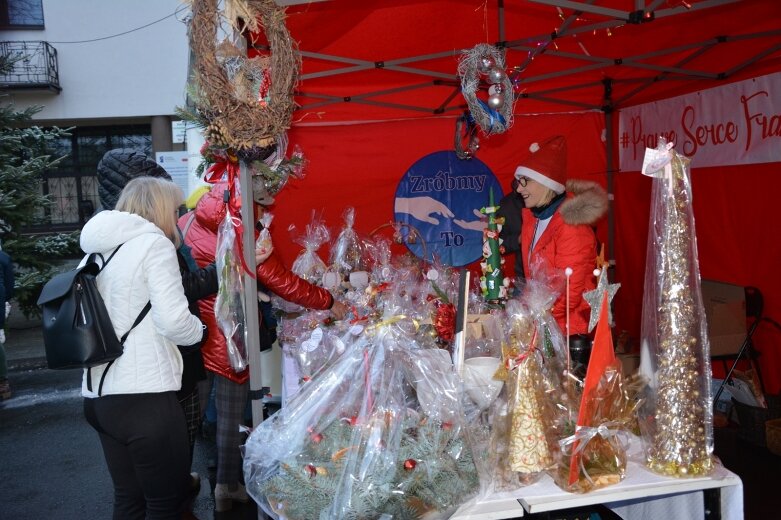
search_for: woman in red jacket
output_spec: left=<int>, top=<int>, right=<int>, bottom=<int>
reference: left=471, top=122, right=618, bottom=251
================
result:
left=515, top=136, right=608, bottom=340
left=179, top=182, right=346, bottom=512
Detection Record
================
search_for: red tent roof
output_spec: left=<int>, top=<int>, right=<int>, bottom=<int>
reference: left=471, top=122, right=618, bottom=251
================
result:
left=267, top=0, right=781, bottom=123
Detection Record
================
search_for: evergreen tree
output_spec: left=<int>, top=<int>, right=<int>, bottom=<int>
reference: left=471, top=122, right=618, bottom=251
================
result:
left=0, top=54, right=79, bottom=316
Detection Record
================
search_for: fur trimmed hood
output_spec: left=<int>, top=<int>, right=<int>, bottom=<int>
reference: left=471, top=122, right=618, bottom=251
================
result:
left=559, top=179, right=608, bottom=226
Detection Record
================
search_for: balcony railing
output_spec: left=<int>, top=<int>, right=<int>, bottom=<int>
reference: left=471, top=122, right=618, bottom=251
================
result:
left=0, top=41, right=61, bottom=93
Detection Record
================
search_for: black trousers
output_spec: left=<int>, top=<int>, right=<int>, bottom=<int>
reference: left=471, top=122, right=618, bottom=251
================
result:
left=84, top=392, right=190, bottom=520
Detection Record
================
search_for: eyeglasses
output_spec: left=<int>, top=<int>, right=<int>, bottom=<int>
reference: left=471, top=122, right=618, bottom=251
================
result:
left=517, top=176, right=530, bottom=187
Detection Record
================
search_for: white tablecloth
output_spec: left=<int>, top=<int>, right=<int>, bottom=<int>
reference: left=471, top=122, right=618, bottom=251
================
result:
left=452, top=455, right=743, bottom=520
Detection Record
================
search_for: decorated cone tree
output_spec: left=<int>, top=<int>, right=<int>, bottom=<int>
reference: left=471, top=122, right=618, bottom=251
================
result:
left=480, top=187, right=509, bottom=303
left=552, top=287, right=639, bottom=493
left=567, top=292, right=616, bottom=486
left=640, top=141, right=714, bottom=477
left=508, top=327, right=553, bottom=477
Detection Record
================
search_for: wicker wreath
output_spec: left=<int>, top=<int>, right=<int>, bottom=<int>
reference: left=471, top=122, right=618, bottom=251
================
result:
left=458, top=43, right=514, bottom=136
left=188, top=0, right=300, bottom=154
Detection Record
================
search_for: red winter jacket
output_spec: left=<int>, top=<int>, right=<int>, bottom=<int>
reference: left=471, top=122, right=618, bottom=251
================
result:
left=520, top=180, right=608, bottom=336
left=179, top=183, right=334, bottom=384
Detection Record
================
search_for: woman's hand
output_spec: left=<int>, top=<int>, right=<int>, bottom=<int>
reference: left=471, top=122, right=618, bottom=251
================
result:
left=329, top=299, right=348, bottom=321
left=255, top=246, right=273, bottom=265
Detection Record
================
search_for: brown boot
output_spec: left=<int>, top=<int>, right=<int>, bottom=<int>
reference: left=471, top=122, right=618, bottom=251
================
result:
left=0, top=379, right=10, bottom=400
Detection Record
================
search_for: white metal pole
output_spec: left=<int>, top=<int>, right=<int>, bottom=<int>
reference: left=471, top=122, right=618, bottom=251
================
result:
left=238, top=161, right=264, bottom=427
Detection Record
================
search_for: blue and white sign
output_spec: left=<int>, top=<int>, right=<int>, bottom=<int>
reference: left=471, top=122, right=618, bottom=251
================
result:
left=155, top=151, right=190, bottom=198
left=394, top=151, right=503, bottom=267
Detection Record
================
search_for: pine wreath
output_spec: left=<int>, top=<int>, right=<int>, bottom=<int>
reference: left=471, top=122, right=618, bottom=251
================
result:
left=187, top=0, right=300, bottom=154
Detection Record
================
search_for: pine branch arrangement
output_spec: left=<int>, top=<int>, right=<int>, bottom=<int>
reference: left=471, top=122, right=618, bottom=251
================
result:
left=254, top=414, right=479, bottom=519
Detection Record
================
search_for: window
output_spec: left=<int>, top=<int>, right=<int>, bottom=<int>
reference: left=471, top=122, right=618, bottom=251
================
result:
left=36, top=125, right=153, bottom=231
left=0, top=0, right=44, bottom=29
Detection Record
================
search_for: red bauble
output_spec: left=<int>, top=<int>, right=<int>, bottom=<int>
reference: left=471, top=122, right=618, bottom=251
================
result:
left=404, top=459, right=417, bottom=471
left=311, top=432, right=324, bottom=443
left=341, top=416, right=359, bottom=426
left=305, top=464, right=317, bottom=477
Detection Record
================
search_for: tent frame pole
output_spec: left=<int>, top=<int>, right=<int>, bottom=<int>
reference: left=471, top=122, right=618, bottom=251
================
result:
left=603, top=79, right=615, bottom=275
left=239, top=161, right=264, bottom=428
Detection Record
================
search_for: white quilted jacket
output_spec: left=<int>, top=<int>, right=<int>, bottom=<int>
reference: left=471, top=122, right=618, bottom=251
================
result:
left=79, top=210, right=203, bottom=397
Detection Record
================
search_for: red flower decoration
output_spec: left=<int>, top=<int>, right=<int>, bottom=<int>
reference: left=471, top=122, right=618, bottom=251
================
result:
left=433, top=302, right=456, bottom=342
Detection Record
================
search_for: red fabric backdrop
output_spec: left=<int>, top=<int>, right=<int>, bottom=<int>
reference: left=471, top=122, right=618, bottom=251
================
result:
left=271, top=112, right=606, bottom=269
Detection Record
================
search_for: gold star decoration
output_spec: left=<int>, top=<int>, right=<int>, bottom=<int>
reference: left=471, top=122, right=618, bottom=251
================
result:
left=583, top=267, right=621, bottom=332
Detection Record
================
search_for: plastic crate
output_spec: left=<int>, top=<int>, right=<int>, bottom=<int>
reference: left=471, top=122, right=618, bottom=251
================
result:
left=732, top=394, right=781, bottom=447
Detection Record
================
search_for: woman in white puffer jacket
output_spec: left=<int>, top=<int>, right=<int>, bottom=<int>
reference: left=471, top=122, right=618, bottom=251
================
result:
left=80, top=176, right=203, bottom=520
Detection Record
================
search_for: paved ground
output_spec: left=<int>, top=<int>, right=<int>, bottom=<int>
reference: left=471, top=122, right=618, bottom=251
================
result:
left=4, top=321, right=48, bottom=372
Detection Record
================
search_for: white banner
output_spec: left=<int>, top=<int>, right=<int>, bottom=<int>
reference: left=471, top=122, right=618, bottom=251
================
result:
left=618, top=71, right=781, bottom=171
left=155, top=151, right=190, bottom=199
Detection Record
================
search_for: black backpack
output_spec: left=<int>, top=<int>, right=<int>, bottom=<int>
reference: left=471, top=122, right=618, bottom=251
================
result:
left=37, top=244, right=150, bottom=395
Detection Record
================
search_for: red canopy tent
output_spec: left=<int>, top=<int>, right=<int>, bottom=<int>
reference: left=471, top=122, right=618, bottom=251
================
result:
left=255, top=0, right=781, bottom=392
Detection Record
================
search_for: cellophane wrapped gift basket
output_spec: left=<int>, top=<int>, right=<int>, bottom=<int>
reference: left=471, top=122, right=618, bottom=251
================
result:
left=460, top=279, right=569, bottom=497
left=243, top=295, right=480, bottom=519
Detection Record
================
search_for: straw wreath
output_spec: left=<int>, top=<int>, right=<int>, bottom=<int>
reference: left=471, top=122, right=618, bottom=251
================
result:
left=187, top=0, right=300, bottom=154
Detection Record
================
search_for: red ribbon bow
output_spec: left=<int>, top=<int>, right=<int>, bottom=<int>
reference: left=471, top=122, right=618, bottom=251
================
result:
left=204, top=153, right=256, bottom=279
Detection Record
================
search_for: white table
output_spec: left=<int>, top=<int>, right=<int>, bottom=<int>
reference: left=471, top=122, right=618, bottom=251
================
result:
left=451, top=460, right=742, bottom=520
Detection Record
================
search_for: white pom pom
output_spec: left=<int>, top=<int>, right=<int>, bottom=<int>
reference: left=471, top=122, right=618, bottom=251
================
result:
left=593, top=268, right=601, bottom=277
left=529, top=142, right=540, bottom=153
left=564, top=267, right=573, bottom=276
left=426, top=269, right=439, bottom=281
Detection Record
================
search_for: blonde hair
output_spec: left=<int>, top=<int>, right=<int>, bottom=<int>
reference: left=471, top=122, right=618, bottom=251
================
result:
left=116, top=177, right=184, bottom=247
left=537, top=187, right=556, bottom=207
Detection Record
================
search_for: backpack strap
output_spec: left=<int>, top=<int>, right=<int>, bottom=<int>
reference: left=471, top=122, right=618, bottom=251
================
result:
left=182, top=212, right=197, bottom=240
left=87, top=241, right=129, bottom=394
left=88, top=300, right=152, bottom=396
left=119, top=301, right=152, bottom=344
left=88, top=243, right=123, bottom=271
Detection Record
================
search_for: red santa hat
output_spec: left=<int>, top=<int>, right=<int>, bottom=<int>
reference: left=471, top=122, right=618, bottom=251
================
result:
left=514, top=135, right=567, bottom=194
